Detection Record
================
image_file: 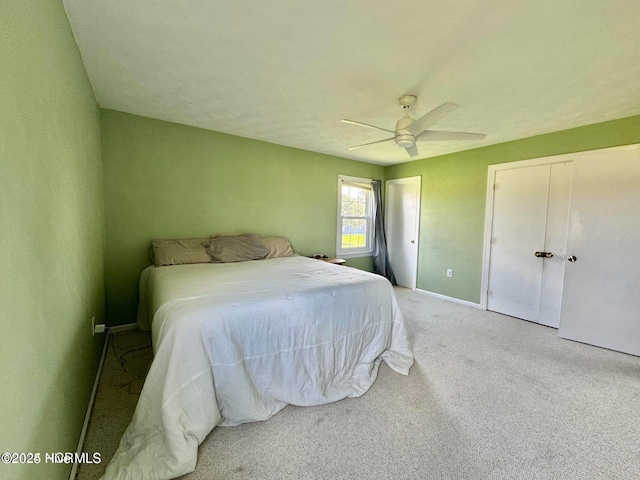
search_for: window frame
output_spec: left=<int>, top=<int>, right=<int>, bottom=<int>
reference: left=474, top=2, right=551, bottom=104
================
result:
left=336, top=175, right=375, bottom=258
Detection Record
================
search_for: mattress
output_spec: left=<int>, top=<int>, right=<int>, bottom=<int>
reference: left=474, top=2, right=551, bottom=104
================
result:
left=102, top=256, right=413, bottom=479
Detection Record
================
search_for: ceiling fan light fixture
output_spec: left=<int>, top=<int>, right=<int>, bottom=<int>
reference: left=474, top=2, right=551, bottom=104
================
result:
left=395, top=133, right=414, bottom=148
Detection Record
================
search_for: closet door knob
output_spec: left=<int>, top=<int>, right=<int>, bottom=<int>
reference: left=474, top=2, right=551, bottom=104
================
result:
left=567, top=255, right=577, bottom=262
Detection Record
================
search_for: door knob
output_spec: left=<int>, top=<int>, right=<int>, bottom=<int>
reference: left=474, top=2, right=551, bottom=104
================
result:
left=410, top=240, right=415, bottom=243
left=534, top=251, right=553, bottom=258
left=567, top=255, right=577, bottom=262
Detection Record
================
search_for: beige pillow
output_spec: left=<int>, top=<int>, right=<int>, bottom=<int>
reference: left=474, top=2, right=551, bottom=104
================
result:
left=206, top=234, right=270, bottom=263
left=151, top=238, right=211, bottom=267
left=260, top=235, right=296, bottom=259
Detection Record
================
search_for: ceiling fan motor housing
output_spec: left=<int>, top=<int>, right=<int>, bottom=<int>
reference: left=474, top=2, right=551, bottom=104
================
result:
left=395, top=115, right=413, bottom=131
left=395, top=115, right=415, bottom=147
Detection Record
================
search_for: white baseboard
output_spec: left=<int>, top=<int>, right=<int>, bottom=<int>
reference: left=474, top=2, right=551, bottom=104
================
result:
left=415, top=288, right=482, bottom=309
left=69, top=330, right=111, bottom=480
left=109, top=322, right=137, bottom=333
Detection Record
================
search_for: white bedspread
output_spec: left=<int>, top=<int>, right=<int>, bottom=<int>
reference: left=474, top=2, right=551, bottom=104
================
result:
left=102, top=257, right=413, bottom=479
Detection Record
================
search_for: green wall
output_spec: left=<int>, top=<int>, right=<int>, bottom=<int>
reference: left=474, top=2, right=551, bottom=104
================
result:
left=101, top=110, right=640, bottom=324
left=0, top=2, right=105, bottom=480
left=101, top=110, right=384, bottom=325
left=386, top=115, right=640, bottom=304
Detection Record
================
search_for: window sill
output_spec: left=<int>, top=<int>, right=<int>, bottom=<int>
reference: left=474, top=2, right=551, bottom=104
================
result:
left=336, top=251, right=373, bottom=259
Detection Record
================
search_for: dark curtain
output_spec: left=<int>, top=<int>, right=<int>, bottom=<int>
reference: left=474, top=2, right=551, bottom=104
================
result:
left=371, top=180, right=397, bottom=285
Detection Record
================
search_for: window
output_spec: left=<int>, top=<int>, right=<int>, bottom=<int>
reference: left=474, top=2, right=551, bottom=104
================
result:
left=337, top=176, right=374, bottom=257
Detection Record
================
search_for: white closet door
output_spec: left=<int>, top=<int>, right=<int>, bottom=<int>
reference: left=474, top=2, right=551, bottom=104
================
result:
left=559, top=147, right=640, bottom=356
left=487, top=162, right=572, bottom=326
left=487, top=165, right=550, bottom=321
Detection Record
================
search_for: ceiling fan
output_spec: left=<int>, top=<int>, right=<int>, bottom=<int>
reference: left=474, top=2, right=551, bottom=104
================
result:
left=341, top=95, right=486, bottom=158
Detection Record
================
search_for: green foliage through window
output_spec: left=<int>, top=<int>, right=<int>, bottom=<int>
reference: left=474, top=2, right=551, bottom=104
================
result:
left=337, top=178, right=373, bottom=254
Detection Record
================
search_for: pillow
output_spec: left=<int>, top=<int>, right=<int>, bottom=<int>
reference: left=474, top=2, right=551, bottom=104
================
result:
left=205, top=234, right=270, bottom=263
left=260, top=235, right=296, bottom=259
left=151, top=238, right=211, bottom=267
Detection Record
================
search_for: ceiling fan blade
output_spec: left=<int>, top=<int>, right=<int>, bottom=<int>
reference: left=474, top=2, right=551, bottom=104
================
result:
left=347, top=137, right=395, bottom=151
left=405, top=144, right=419, bottom=157
left=341, top=119, right=396, bottom=135
left=416, top=130, right=487, bottom=141
left=406, top=102, right=459, bottom=136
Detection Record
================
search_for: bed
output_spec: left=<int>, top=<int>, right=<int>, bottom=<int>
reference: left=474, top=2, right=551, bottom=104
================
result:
left=102, top=253, right=413, bottom=479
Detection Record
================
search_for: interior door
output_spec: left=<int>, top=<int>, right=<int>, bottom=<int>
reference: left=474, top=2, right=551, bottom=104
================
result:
left=487, top=162, right=572, bottom=326
left=385, top=177, right=421, bottom=290
left=559, top=147, right=640, bottom=356
left=487, top=165, right=550, bottom=321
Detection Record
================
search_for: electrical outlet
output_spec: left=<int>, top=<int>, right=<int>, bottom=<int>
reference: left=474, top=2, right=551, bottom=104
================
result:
left=91, top=316, right=106, bottom=335
left=447, top=269, right=453, bottom=278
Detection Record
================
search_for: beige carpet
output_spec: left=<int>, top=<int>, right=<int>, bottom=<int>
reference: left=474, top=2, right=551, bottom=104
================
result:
left=77, top=288, right=640, bottom=480
left=76, top=330, right=152, bottom=480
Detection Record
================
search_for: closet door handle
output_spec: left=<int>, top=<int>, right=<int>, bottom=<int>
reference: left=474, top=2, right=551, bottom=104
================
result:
left=534, top=251, right=554, bottom=258
left=567, top=255, right=577, bottom=262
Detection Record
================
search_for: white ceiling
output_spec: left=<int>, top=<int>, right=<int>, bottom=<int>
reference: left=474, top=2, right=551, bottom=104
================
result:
left=62, top=0, right=640, bottom=166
